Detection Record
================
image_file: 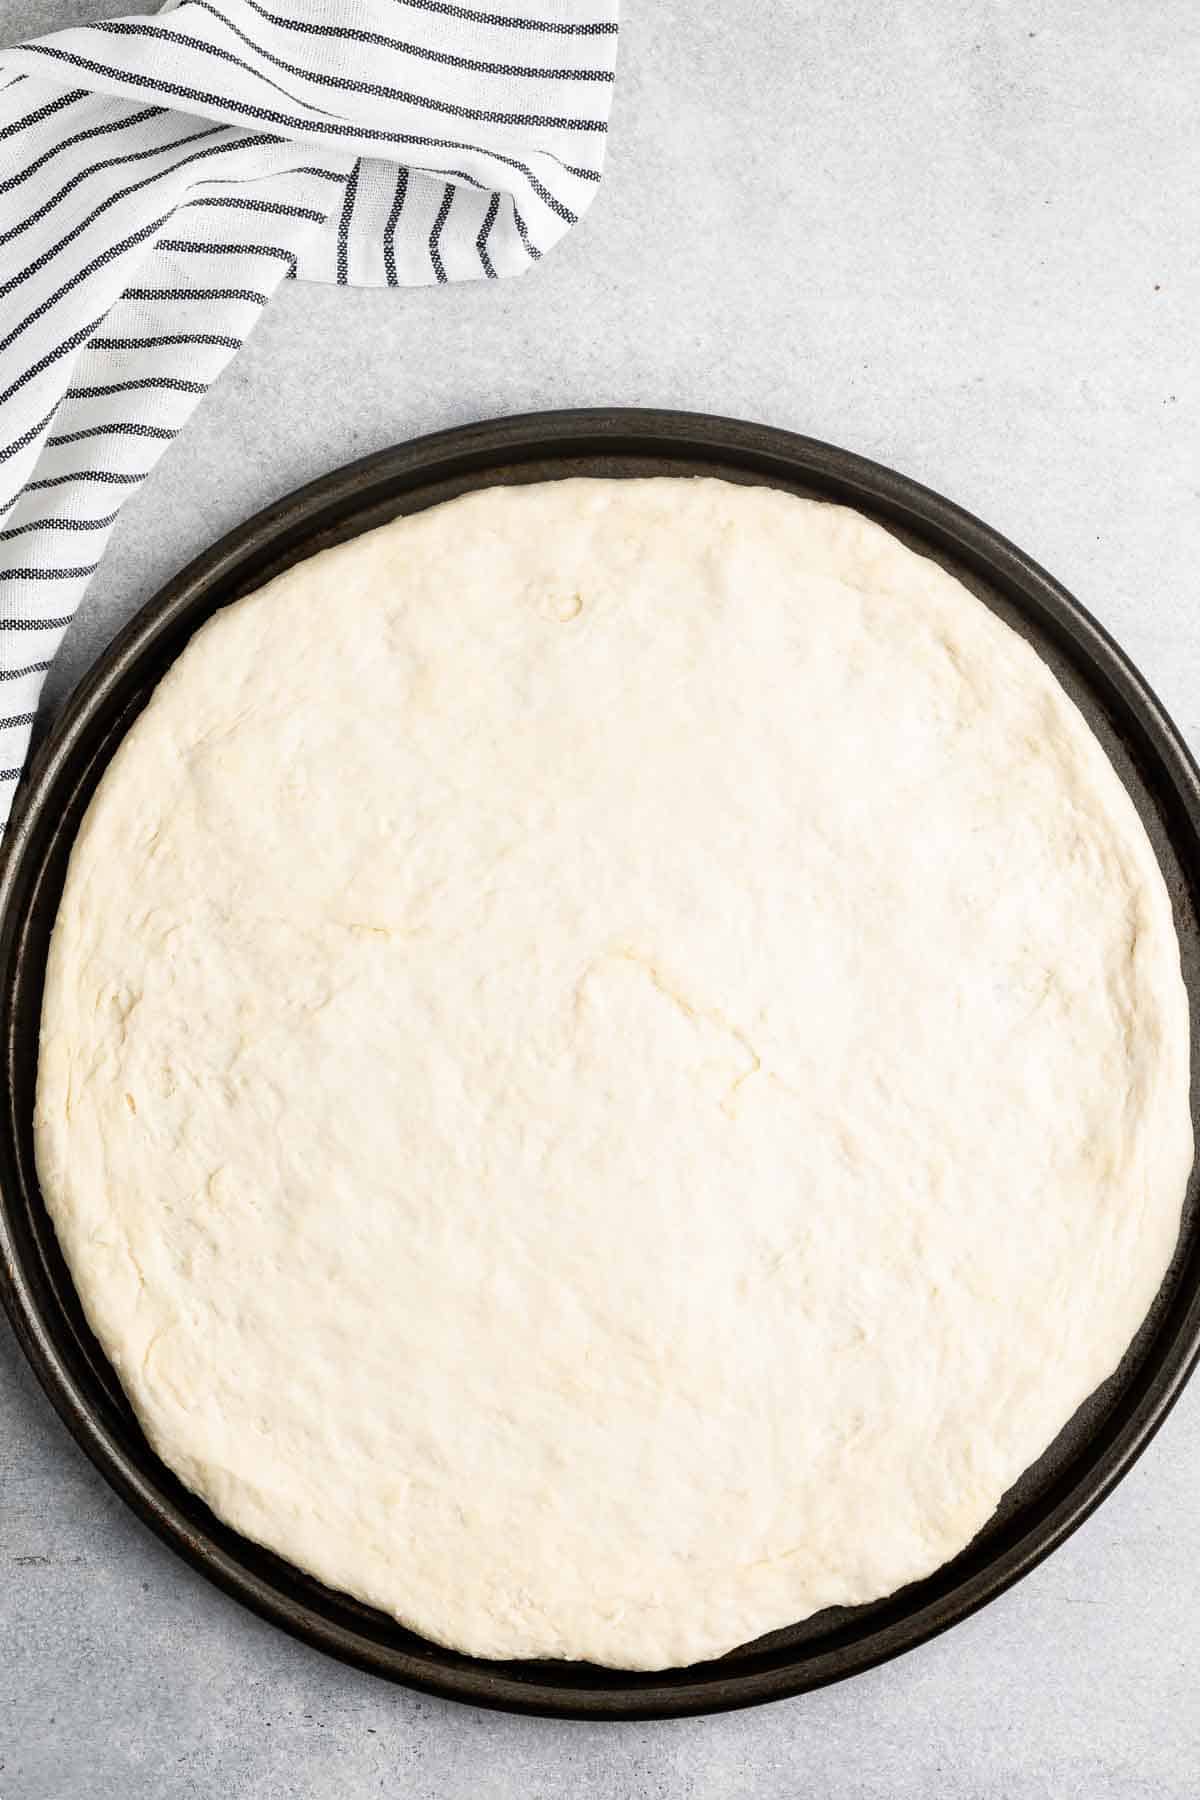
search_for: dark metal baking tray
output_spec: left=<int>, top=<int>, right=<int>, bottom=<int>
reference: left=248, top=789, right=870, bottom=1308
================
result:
left=2, top=409, right=1199, bottom=1720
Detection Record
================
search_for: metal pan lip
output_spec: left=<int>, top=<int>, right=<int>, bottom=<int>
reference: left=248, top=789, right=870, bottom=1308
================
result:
left=3, top=406, right=1200, bottom=1720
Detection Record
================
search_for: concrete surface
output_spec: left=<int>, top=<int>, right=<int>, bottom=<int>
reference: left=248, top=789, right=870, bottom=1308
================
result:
left=3, top=2, right=1200, bottom=1795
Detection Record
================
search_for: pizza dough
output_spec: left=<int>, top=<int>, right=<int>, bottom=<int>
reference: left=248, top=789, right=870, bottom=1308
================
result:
left=36, top=477, right=1192, bottom=1670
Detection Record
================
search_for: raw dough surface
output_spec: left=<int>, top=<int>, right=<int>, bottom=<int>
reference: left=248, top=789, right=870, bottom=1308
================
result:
left=36, top=478, right=1193, bottom=1669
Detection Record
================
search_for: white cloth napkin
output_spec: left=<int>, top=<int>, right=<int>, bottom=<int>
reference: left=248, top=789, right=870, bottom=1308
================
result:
left=0, top=1, right=618, bottom=829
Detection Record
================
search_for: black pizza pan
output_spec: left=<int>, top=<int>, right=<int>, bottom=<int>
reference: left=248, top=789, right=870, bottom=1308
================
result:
left=2, top=409, right=1200, bottom=1720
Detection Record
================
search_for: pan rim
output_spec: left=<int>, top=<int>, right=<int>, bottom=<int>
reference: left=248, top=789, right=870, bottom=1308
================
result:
left=3, top=405, right=1200, bottom=1719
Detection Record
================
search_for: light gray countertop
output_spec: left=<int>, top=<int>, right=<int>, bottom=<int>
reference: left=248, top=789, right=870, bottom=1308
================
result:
left=3, top=3, right=1200, bottom=1795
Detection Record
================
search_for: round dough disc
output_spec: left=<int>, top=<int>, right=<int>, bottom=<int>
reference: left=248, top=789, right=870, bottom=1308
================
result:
left=36, top=478, right=1192, bottom=1670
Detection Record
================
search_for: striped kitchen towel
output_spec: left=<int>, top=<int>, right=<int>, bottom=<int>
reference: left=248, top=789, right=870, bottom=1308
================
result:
left=0, top=0, right=618, bottom=830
